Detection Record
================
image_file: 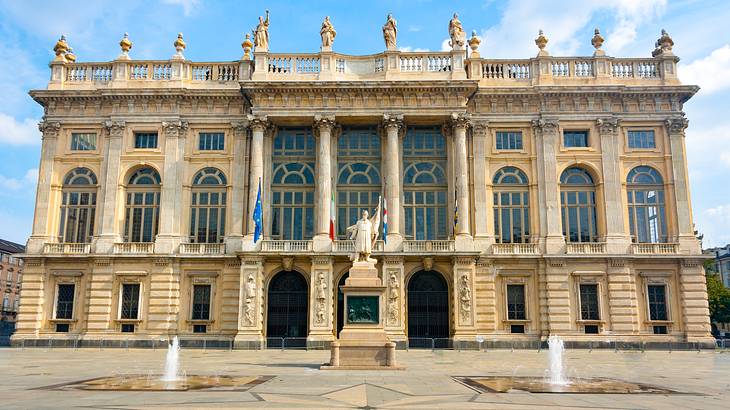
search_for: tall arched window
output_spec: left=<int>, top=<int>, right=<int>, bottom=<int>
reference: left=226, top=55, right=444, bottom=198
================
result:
left=560, top=167, right=598, bottom=242
left=271, top=128, right=315, bottom=240
left=124, top=167, right=161, bottom=243
left=190, top=168, right=227, bottom=243
left=337, top=127, right=381, bottom=239
left=627, top=166, right=667, bottom=243
left=493, top=167, right=530, bottom=243
left=403, top=127, right=448, bottom=240
left=59, top=167, right=97, bottom=243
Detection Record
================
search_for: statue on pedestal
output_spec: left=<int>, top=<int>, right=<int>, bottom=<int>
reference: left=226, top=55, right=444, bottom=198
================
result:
left=253, top=9, right=270, bottom=51
left=382, top=14, right=398, bottom=50
left=345, top=197, right=381, bottom=263
left=320, top=16, right=336, bottom=49
left=448, top=13, right=466, bottom=49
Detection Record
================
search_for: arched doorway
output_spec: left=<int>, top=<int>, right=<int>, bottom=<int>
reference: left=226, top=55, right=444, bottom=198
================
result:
left=407, top=270, right=449, bottom=348
left=266, top=270, right=308, bottom=348
left=336, top=272, right=349, bottom=337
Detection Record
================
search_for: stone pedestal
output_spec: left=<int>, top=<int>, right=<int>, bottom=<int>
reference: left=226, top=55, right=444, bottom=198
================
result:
left=322, top=260, right=403, bottom=370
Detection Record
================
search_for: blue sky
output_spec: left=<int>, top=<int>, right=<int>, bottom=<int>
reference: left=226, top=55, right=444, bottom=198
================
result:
left=0, top=0, right=729, bottom=247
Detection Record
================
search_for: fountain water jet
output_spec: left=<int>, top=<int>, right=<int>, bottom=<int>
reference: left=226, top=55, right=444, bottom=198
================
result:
left=547, top=335, right=568, bottom=385
left=161, top=336, right=180, bottom=382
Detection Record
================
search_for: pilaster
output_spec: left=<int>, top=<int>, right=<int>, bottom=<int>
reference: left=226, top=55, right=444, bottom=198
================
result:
left=225, top=120, right=249, bottom=253
left=474, top=258, right=497, bottom=332
left=156, top=120, right=188, bottom=253
left=532, top=118, right=564, bottom=254
left=597, top=118, right=631, bottom=254
left=85, top=258, right=115, bottom=335
left=381, top=114, right=404, bottom=251
left=472, top=121, right=492, bottom=250
left=666, top=116, right=700, bottom=254
left=11, top=258, right=45, bottom=337
left=543, top=258, right=571, bottom=335
left=234, top=256, right=265, bottom=348
left=383, top=256, right=406, bottom=342
left=452, top=256, right=478, bottom=342
left=606, top=258, right=640, bottom=334
left=243, top=115, right=269, bottom=250
left=27, top=120, right=61, bottom=254
left=312, top=115, right=337, bottom=252
left=679, top=259, right=714, bottom=343
left=146, top=257, right=179, bottom=333
left=308, top=256, right=335, bottom=346
left=94, top=120, right=125, bottom=253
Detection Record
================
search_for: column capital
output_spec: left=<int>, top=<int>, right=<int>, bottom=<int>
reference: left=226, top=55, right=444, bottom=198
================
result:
left=449, top=112, right=472, bottom=130
left=472, top=119, right=489, bottom=135
left=313, top=114, right=338, bottom=136
left=231, top=119, right=250, bottom=136
left=381, top=113, right=405, bottom=131
left=531, top=117, right=559, bottom=134
left=246, top=114, right=270, bottom=132
left=103, top=120, right=126, bottom=138
left=666, top=115, right=689, bottom=135
left=38, top=120, right=61, bottom=139
left=161, top=120, right=189, bottom=137
left=595, top=117, right=621, bottom=136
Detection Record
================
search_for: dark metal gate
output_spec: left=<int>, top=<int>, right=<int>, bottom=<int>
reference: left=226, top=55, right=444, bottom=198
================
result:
left=407, top=270, right=450, bottom=348
left=266, top=271, right=308, bottom=348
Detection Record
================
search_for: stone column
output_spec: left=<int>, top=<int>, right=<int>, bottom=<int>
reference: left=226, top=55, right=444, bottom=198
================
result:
left=313, top=115, right=336, bottom=252
left=308, top=256, right=335, bottom=347
left=543, top=258, right=571, bottom=335
left=27, top=121, right=61, bottom=254
left=383, top=256, right=406, bottom=344
left=450, top=113, right=472, bottom=244
left=244, top=116, right=268, bottom=249
left=667, top=116, right=700, bottom=253
left=226, top=121, right=249, bottom=253
left=95, top=120, right=125, bottom=253
left=382, top=114, right=404, bottom=251
left=156, top=120, right=188, bottom=253
left=532, top=118, right=564, bottom=254
left=452, top=256, right=478, bottom=346
left=679, top=258, right=714, bottom=344
left=234, top=256, right=265, bottom=349
left=597, top=118, right=631, bottom=254
left=472, top=121, right=491, bottom=249
left=606, top=258, right=640, bottom=334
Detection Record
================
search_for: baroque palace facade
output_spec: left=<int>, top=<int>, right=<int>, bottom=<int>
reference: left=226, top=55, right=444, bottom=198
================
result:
left=12, top=17, right=714, bottom=349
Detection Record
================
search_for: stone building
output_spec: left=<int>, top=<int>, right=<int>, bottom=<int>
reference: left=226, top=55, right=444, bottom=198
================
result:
left=12, top=21, right=713, bottom=349
left=1, top=239, right=24, bottom=343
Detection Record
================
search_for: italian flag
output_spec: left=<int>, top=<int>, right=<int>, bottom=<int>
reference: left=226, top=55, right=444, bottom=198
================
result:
left=329, top=190, right=335, bottom=240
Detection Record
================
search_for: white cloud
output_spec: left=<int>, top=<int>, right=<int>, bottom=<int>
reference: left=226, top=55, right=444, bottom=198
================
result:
left=0, top=113, right=40, bottom=145
left=399, top=46, right=429, bottom=52
left=697, top=204, right=730, bottom=247
left=603, top=0, right=665, bottom=54
left=0, top=168, right=38, bottom=191
left=408, top=25, right=422, bottom=33
left=678, top=45, right=730, bottom=95
left=161, top=0, right=200, bottom=16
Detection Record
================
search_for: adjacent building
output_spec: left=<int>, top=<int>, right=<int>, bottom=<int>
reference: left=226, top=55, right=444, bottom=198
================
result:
left=707, top=244, right=730, bottom=288
left=1, top=239, right=24, bottom=344
left=12, top=21, right=713, bottom=349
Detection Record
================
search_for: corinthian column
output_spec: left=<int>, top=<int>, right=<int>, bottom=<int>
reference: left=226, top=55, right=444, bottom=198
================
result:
left=226, top=120, right=249, bottom=253
left=244, top=115, right=268, bottom=248
left=667, top=116, right=700, bottom=254
left=313, top=115, right=337, bottom=251
left=382, top=114, right=404, bottom=251
left=27, top=120, right=61, bottom=254
left=532, top=118, right=563, bottom=254
left=450, top=113, right=471, bottom=239
left=472, top=120, right=492, bottom=248
left=156, top=120, right=188, bottom=253
left=95, top=120, right=125, bottom=253
left=596, top=118, right=630, bottom=254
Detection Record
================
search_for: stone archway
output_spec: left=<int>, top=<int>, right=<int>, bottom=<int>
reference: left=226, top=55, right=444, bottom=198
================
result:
left=336, top=272, right=349, bottom=338
left=407, top=270, right=449, bottom=347
left=266, top=270, right=308, bottom=348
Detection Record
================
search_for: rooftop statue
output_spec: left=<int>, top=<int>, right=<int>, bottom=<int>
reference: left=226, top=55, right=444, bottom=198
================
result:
left=382, top=13, right=397, bottom=50
left=320, top=16, right=336, bottom=49
left=448, top=13, right=466, bottom=50
left=346, top=197, right=381, bottom=263
left=253, top=9, right=270, bottom=51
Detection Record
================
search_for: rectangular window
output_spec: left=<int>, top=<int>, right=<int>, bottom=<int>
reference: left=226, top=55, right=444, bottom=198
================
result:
left=579, top=284, right=600, bottom=321
left=584, top=324, right=599, bottom=334
left=193, top=324, right=207, bottom=333
left=120, top=283, right=141, bottom=319
left=506, top=284, right=526, bottom=320
left=647, top=284, right=668, bottom=321
left=121, top=323, right=135, bottom=333
left=70, top=133, right=97, bottom=151
left=199, top=132, right=225, bottom=150
left=563, top=130, right=589, bottom=148
left=55, top=284, right=75, bottom=319
left=191, top=284, right=211, bottom=320
left=495, top=131, right=523, bottom=150
left=134, top=132, right=158, bottom=149
left=628, top=130, right=656, bottom=149
left=510, top=324, right=525, bottom=334
left=55, top=323, right=70, bottom=333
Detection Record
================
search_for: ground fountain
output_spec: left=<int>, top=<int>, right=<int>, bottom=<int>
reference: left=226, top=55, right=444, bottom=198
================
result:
left=547, top=335, right=568, bottom=386
left=161, top=336, right=180, bottom=382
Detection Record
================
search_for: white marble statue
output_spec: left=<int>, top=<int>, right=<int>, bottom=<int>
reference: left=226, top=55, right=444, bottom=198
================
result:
left=253, top=9, right=270, bottom=51
left=244, top=274, right=257, bottom=325
left=448, top=13, right=465, bottom=49
left=382, top=14, right=397, bottom=50
left=346, top=197, right=381, bottom=262
left=320, top=16, right=336, bottom=48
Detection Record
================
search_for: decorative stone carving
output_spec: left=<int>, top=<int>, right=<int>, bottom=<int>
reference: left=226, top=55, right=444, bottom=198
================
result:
left=382, top=113, right=404, bottom=132
left=315, top=272, right=327, bottom=324
left=247, top=115, right=269, bottom=132
left=161, top=120, right=189, bottom=137
left=609, top=258, right=627, bottom=268
left=652, top=29, right=674, bottom=57
left=103, top=120, right=126, bottom=138
left=345, top=201, right=381, bottom=262
left=231, top=120, right=249, bottom=137
left=591, top=28, right=605, bottom=55
left=241, top=33, right=253, bottom=59
left=468, top=31, right=481, bottom=57
left=253, top=10, right=270, bottom=52
left=531, top=118, right=559, bottom=135
left=666, top=116, right=689, bottom=134
left=281, top=256, right=294, bottom=271
left=423, top=257, right=434, bottom=271
left=244, top=273, right=257, bottom=326
left=449, top=112, right=471, bottom=130
left=448, top=13, right=466, bottom=50
left=535, top=30, right=548, bottom=55
left=65, top=48, right=76, bottom=63
left=596, top=117, right=621, bottom=135
left=313, top=114, right=337, bottom=136
left=117, top=33, right=132, bottom=58
left=38, top=120, right=61, bottom=139
left=172, top=33, right=186, bottom=59
left=320, top=16, right=336, bottom=49
left=472, top=120, right=489, bottom=136
left=387, top=273, right=400, bottom=325
left=382, top=13, right=398, bottom=50
left=458, top=273, right=472, bottom=322
left=53, top=35, right=69, bottom=58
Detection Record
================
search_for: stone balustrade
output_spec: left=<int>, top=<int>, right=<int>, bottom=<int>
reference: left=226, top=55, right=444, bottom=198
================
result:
left=565, top=242, right=607, bottom=255
left=402, top=240, right=454, bottom=253
left=113, top=242, right=155, bottom=254
left=260, top=240, right=313, bottom=253
left=492, top=243, right=539, bottom=255
left=631, top=243, right=679, bottom=255
left=179, top=243, right=226, bottom=255
left=43, top=243, right=90, bottom=255
left=332, top=240, right=385, bottom=253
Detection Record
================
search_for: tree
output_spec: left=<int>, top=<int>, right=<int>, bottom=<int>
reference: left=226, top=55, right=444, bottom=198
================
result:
left=706, top=271, right=730, bottom=324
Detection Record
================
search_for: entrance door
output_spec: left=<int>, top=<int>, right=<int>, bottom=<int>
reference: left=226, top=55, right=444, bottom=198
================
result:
left=266, top=270, right=308, bottom=348
left=407, top=270, right=449, bottom=348
left=336, top=272, right=349, bottom=337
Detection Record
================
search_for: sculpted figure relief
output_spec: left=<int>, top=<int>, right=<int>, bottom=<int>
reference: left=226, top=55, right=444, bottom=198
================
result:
left=387, top=273, right=400, bottom=325
left=459, top=273, right=472, bottom=322
left=253, top=9, right=270, bottom=51
left=320, top=16, right=336, bottom=48
left=315, top=272, right=327, bottom=324
left=382, top=13, right=397, bottom=50
left=448, top=13, right=466, bottom=49
left=345, top=197, right=381, bottom=263
left=244, top=274, right=257, bottom=325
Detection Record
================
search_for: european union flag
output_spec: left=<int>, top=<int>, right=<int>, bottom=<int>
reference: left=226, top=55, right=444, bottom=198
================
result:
left=253, top=178, right=263, bottom=243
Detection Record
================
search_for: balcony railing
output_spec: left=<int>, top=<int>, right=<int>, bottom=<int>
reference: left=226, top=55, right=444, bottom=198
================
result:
left=565, top=242, right=607, bottom=254
left=332, top=240, right=384, bottom=253
left=631, top=243, right=679, bottom=255
left=113, top=242, right=155, bottom=254
left=492, top=243, right=539, bottom=255
left=43, top=243, right=90, bottom=255
left=179, top=243, right=225, bottom=255
left=402, top=240, right=454, bottom=253
left=260, top=240, right=313, bottom=253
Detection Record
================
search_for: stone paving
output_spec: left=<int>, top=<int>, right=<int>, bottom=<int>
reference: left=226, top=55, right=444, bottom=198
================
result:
left=1, top=347, right=729, bottom=409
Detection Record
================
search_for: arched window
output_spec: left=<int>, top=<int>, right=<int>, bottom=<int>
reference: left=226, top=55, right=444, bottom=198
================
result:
left=560, top=167, right=598, bottom=242
left=59, top=167, right=97, bottom=243
left=337, top=127, right=381, bottom=239
left=124, top=167, right=161, bottom=242
left=271, top=128, right=315, bottom=240
left=627, top=166, right=667, bottom=243
left=190, top=168, right=227, bottom=243
left=493, top=167, right=530, bottom=243
left=403, top=127, right=448, bottom=240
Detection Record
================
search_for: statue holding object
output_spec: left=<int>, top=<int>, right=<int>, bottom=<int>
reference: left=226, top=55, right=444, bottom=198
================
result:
left=346, top=196, right=381, bottom=263
left=253, top=9, right=270, bottom=51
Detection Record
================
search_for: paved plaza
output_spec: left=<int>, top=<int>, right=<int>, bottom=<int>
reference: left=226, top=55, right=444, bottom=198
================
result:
left=1, top=347, right=729, bottom=409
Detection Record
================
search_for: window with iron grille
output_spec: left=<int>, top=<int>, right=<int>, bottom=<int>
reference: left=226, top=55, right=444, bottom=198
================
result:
left=628, top=130, right=656, bottom=149
left=191, top=285, right=211, bottom=320
left=199, top=132, right=225, bottom=150
left=495, top=131, right=523, bottom=150
left=507, top=284, right=526, bottom=320
left=579, top=284, right=600, bottom=320
left=70, top=133, right=97, bottom=151
left=55, top=284, right=75, bottom=319
left=134, top=132, right=158, bottom=149
left=647, top=284, right=668, bottom=321
left=120, top=283, right=140, bottom=320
